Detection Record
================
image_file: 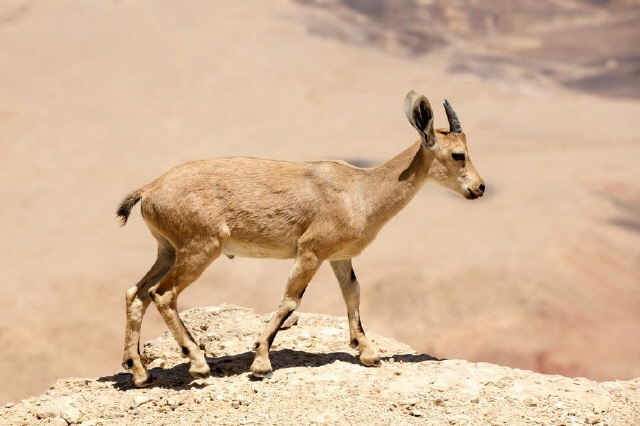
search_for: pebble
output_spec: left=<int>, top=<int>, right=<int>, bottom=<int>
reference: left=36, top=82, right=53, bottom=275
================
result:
left=592, top=396, right=611, bottom=414
left=409, top=408, right=425, bottom=417
left=297, top=331, right=312, bottom=341
left=61, top=404, right=82, bottom=424
left=400, top=398, right=419, bottom=406
left=51, top=418, right=68, bottom=426
left=586, top=414, right=602, bottom=424
left=134, top=395, right=151, bottom=407
left=167, top=396, right=182, bottom=410
left=35, top=401, right=61, bottom=419
left=147, top=358, right=166, bottom=369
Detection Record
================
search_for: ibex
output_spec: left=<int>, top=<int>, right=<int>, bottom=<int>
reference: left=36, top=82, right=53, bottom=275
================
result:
left=117, top=91, right=485, bottom=386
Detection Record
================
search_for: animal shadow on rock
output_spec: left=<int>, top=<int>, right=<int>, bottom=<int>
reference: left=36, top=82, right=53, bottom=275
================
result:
left=99, top=350, right=440, bottom=391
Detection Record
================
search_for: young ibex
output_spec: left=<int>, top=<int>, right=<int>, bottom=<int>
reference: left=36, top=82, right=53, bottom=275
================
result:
left=117, top=91, right=485, bottom=386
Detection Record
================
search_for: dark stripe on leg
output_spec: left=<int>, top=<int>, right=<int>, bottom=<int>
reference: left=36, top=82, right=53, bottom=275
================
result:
left=350, top=268, right=357, bottom=282
left=267, top=310, right=294, bottom=349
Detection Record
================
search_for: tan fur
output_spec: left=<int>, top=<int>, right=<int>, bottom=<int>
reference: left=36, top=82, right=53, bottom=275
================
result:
left=118, top=91, right=485, bottom=386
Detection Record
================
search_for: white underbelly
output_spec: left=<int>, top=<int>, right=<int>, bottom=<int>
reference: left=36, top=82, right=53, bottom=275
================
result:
left=222, top=238, right=296, bottom=259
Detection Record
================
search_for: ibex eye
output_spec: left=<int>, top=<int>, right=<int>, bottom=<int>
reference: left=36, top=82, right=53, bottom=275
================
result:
left=451, top=152, right=465, bottom=161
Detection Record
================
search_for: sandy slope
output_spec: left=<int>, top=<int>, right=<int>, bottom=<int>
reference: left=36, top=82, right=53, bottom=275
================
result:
left=1, top=0, right=639, bottom=403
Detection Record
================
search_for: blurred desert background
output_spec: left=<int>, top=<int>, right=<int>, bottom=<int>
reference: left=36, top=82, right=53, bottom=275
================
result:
left=1, top=0, right=639, bottom=404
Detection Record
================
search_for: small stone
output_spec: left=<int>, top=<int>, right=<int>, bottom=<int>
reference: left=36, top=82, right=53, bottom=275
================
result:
left=592, top=396, right=611, bottom=414
left=134, top=396, right=151, bottom=407
left=61, top=404, right=82, bottom=424
left=297, top=331, right=311, bottom=341
left=470, top=397, right=480, bottom=404
left=409, top=408, right=425, bottom=417
left=35, top=401, right=61, bottom=419
left=4, top=402, right=14, bottom=408
left=51, top=418, right=68, bottom=426
left=524, top=397, right=539, bottom=407
left=147, top=358, right=166, bottom=369
left=167, top=396, right=182, bottom=410
left=586, top=415, right=602, bottom=424
left=400, top=398, right=419, bottom=406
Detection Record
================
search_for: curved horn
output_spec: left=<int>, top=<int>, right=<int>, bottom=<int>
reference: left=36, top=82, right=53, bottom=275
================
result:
left=443, top=99, right=462, bottom=133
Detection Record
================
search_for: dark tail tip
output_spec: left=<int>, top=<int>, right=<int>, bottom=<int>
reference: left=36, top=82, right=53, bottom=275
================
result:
left=116, top=192, right=142, bottom=226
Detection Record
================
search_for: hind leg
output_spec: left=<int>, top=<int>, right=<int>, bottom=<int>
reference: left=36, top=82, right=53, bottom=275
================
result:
left=123, top=236, right=175, bottom=387
left=148, top=238, right=221, bottom=381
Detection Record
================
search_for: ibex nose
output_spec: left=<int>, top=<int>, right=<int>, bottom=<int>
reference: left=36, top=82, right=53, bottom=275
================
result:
left=479, top=183, right=486, bottom=194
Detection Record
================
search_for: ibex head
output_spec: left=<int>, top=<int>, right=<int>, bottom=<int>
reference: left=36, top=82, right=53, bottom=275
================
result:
left=404, top=91, right=485, bottom=200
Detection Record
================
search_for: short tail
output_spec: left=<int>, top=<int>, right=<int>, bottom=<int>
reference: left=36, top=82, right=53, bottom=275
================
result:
left=116, top=191, right=143, bottom=226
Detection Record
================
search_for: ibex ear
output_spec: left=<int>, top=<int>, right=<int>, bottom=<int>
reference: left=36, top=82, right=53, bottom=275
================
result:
left=404, top=91, right=436, bottom=147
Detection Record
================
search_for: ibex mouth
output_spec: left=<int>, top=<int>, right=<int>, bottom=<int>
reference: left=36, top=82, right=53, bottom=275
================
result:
left=466, top=188, right=481, bottom=200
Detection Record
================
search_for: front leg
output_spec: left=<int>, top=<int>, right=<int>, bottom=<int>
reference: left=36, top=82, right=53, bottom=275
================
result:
left=330, top=259, right=380, bottom=366
left=251, top=250, right=322, bottom=377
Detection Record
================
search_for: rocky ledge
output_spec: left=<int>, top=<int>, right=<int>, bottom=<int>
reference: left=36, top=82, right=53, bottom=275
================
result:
left=2, top=304, right=638, bottom=425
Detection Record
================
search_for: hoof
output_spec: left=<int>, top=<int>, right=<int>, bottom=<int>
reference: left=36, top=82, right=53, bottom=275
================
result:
left=133, top=373, right=153, bottom=388
left=250, top=357, right=273, bottom=378
left=359, top=349, right=381, bottom=367
left=189, top=363, right=211, bottom=380
left=251, top=371, right=273, bottom=379
left=189, top=369, right=211, bottom=380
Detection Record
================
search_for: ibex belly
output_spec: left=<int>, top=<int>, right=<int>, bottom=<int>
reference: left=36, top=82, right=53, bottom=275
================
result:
left=222, top=238, right=297, bottom=259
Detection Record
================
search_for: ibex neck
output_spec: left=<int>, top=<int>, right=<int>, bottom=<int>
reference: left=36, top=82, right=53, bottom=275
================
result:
left=364, top=141, right=434, bottom=224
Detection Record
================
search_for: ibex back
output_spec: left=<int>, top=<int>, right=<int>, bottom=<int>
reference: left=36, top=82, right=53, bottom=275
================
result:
left=117, top=91, right=485, bottom=386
